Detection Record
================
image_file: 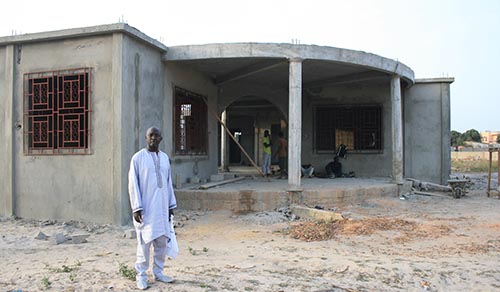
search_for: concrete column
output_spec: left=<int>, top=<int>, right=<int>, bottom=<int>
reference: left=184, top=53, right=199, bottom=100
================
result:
left=111, top=33, right=126, bottom=225
left=1, top=45, right=15, bottom=216
left=440, top=83, right=451, bottom=185
left=220, top=110, right=229, bottom=171
left=288, top=58, right=302, bottom=189
left=391, top=75, right=404, bottom=184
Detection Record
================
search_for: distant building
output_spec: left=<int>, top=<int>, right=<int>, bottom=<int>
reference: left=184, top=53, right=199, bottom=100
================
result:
left=481, top=131, right=500, bottom=144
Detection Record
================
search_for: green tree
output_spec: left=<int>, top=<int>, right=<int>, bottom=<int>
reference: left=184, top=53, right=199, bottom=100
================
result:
left=497, top=135, right=500, bottom=144
left=463, top=129, right=481, bottom=142
left=451, top=130, right=462, bottom=146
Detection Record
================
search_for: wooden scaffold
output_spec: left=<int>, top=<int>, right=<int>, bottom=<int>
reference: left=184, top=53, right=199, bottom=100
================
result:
left=486, top=145, right=500, bottom=198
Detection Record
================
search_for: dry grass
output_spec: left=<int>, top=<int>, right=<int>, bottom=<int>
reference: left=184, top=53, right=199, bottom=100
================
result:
left=451, top=159, right=498, bottom=173
left=289, top=217, right=454, bottom=243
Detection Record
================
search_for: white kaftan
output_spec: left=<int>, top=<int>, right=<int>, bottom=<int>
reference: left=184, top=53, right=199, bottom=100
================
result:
left=128, top=148, right=177, bottom=245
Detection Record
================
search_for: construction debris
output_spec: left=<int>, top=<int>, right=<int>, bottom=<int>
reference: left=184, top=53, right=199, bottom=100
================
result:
left=291, top=205, right=344, bottom=222
left=70, top=234, right=90, bottom=244
left=407, top=178, right=452, bottom=192
left=34, top=231, right=48, bottom=240
left=52, top=232, right=66, bottom=245
left=407, top=177, right=470, bottom=199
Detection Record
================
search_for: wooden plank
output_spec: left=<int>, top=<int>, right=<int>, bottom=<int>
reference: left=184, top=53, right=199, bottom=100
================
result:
left=412, top=190, right=452, bottom=199
left=488, top=150, right=492, bottom=197
left=199, top=177, right=246, bottom=190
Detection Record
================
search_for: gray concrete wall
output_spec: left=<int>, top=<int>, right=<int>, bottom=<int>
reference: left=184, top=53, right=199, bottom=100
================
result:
left=302, top=83, right=393, bottom=177
left=164, top=63, right=219, bottom=186
left=404, top=79, right=453, bottom=185
left=119, top=34, right=166, bottom=224
left=7, top=35, right=117, bottom=223
left=0, top=45, right=14, bottom=217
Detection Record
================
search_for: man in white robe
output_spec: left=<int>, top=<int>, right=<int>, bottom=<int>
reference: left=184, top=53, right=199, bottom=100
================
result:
left=128, top=126, right=177, bottom=290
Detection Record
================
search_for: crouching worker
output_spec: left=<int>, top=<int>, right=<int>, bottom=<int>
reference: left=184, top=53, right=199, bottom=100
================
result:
left=301, top=164, right=315, bottom=178
left=129, top=127, right=178, bottom=290
left=325, top=156, right=342, bottom=178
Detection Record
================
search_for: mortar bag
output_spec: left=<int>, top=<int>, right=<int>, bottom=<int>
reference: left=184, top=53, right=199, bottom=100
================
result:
left=166, top=215, right=179, bottom=259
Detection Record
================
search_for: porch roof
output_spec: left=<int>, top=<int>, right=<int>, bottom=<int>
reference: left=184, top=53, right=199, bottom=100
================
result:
left=164, top=43, right=415, bottom=92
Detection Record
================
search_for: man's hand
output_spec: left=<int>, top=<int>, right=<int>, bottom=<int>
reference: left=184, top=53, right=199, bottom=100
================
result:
left=169, top=209, right=174, bottom=221
left=133, top=210, right=143, bottom=224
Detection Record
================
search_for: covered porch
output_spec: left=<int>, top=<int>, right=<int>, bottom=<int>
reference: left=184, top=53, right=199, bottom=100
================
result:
left=165, top=43, right=415, bottom=192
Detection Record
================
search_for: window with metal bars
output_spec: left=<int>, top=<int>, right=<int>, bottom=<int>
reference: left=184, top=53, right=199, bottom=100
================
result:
left=315, top=105, right=382, bottom=152
left=23, top=68, right=92, bottom=155
left=174, top=87, right=208, bottom=155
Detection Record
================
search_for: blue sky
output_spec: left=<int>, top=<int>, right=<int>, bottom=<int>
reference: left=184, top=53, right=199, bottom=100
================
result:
left=1, top=0, right=498, bottom=133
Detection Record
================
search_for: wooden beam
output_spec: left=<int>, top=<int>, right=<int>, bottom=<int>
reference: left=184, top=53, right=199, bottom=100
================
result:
left=199, top=177, right=246, bottom=190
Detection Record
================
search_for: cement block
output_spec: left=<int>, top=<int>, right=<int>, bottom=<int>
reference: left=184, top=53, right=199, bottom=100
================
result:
left=210, top=174, right=224, bottom=182
left=124, top=229, right=136, bottom=239
left=52, top=232, right=66, bottom=245
left=223, top=173, right=235, bottom=180
left=70, top=234, right=90, bottom=244
left=189, top=176, right=200, bottom=184
left=291, top=205, right=344, bottom=222
left=34, top=231, right=47, bottom=240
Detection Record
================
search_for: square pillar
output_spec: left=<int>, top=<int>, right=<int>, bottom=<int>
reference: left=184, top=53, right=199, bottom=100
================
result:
left=391, top=75, right=403, bottom=184
left=220, top=110, right=229, bottom=171
left=288, top=58, right=302, bottom=189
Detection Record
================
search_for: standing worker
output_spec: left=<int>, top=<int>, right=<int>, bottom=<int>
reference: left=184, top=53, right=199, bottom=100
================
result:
left=128, top=126, right=177, bottom=290
left=275, top=131, right=288, bottom=179
left=261, top=130, right=272, bottom=176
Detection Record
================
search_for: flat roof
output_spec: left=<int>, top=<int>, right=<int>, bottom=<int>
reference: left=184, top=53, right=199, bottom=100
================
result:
left=0, top=23, right=168, bottom=52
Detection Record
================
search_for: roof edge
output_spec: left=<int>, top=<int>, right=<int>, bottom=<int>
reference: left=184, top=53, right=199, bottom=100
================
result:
left=0, top=23, right=168, bottom=52
left=415, top=77, right=455, bottom=84
left=165, top=43, right=415, bottom=85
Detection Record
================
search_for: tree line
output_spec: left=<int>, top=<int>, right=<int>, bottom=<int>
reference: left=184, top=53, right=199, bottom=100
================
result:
left=451, top=129, right=480, bottom=147
left=451, top=129, right=500, bottom=147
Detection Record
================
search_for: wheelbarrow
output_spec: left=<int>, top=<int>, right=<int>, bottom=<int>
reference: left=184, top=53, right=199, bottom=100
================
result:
left=447, top=179, right=469, bottom=198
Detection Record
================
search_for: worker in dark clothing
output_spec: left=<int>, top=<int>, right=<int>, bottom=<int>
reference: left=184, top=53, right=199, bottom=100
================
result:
left=325, top=156, right=342, bottom=178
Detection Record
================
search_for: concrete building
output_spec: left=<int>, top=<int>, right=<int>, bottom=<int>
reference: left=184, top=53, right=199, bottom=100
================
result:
left=481, top=131, right=500, bottom=144
left=0, top=23, right=454, bottom=224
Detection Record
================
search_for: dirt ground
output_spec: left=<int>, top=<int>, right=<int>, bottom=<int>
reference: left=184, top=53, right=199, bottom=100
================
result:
left=1, top=173, right=499, bottom=292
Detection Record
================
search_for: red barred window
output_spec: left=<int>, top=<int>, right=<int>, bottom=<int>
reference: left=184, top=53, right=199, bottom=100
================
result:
left=315, top=105, right=382, bottom=152
left=23, top=68, right=92, bottom=155
left=174, top=87, right=208, bottom=155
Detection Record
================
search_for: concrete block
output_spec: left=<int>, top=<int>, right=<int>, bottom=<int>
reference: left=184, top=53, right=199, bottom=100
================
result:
left=175, top=174, right=182, bottom=189
left=210, top=174, right=224, bottom=182
left=34, top=231, right=48, bottom=240
left=223, top=173, right=235, bottom=180
left=189, top=176, right=200, bottom=184
left=291, top=205, right=344, bottom=222
left=70, top=234, right=90, bottom=244
left=52, top=232, right=66, bottom=245
left=124, top=229, right=136, bottom=239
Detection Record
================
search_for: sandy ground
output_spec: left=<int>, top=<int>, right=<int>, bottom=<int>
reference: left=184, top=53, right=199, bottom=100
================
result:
left=1, top=173, right=500, bottom=292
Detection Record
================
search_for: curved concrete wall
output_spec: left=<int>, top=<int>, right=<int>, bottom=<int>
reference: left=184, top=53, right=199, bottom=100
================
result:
left=302, top=83, right=394, bottom=177
left=166, top=43, right=414, bottom=85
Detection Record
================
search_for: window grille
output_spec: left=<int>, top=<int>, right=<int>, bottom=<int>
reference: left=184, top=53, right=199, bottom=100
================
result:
left=174, top=87, right=208, bottom=155
left=315, top=105, right=381, bottom=152
left=23, top=68, right=92, bottom=155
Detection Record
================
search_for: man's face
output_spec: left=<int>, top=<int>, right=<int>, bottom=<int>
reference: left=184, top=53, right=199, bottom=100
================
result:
left=145, top=128, right=162, bottom=151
